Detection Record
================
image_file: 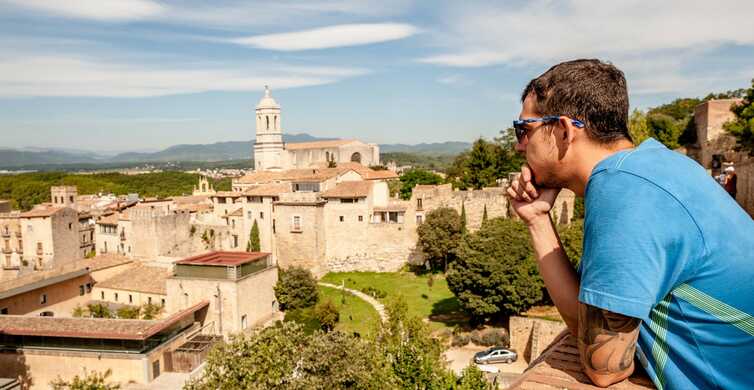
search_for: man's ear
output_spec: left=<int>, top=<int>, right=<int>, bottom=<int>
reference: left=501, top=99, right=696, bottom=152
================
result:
left=559, top=116, right=577, bottom=145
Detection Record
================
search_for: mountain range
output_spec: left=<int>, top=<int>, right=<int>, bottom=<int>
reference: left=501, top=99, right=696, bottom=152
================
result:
left=0, top=134, right=470, bottom=169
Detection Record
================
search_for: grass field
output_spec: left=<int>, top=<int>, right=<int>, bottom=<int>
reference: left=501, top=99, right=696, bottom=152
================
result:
left=321, top=271, right=466, bottom=330
left=284, top=285, right=381, bottom=336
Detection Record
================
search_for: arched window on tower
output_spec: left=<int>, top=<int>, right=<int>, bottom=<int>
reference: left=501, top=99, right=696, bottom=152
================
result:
left=325, top=151, right=330, bottom=161
left=266, top=116, right=269, bottom=130
left=351, top=152, right=362, bottom=163
left=274, top=115, right=278, bottom=130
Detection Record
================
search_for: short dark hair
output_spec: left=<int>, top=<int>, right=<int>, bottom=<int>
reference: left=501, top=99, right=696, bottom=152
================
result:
left=521, top=59, right=630, bottom=143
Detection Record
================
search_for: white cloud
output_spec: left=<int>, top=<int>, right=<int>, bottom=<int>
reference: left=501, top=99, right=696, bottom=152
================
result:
left=420, top=0, right=754, bottom=68
left=0, top=56, right=368, bottom=97
left=2, top=0, right=164, bottom=21
left=231, top=23, right=419, bottom=51
left=437, top=74, right=472, bottom=86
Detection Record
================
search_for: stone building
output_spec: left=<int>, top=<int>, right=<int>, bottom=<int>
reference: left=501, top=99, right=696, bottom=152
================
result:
left=93, top=264, right=169, bottom=309
left=0, top=212, right=23, bottom=278
left=18, top=206, right=79, bottom=271
left=252, top=86, right=380, bottom=171
left=165, top=251, right=278, bottom=337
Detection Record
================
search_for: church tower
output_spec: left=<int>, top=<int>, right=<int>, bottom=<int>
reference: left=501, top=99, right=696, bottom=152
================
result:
left=253, top=86, right=285, bottom=171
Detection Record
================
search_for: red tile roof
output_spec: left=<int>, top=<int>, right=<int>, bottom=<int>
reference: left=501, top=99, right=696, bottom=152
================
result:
left=0, top=300, right=208, bottom=340
left=507, top=331, right=655, bottom=389
left=18, top=206, right=66, bottom=218
left=242, top=183, right=291, bottom=197
left=175, top=251, right=270, bottom=266
left=320, top=181, right=373, bottom=198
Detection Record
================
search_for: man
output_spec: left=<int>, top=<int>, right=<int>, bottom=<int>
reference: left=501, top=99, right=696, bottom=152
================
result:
left=724, top=166, right=737, bottom=199
left=507, top=59, right=754, bottom=389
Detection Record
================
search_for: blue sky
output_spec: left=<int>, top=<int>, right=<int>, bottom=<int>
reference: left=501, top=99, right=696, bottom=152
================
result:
left=0, top=0, right=753, bottom=152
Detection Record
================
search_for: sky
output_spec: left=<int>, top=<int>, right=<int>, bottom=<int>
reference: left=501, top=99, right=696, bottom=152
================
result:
left=0, top=0, right=753, bottom=153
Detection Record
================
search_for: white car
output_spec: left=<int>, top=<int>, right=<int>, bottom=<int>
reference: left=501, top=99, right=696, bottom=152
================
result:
left=474, top=347, right=517, bottom=364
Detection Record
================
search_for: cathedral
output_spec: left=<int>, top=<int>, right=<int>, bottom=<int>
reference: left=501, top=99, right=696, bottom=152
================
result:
left=253, top=86, right=380, bottom=172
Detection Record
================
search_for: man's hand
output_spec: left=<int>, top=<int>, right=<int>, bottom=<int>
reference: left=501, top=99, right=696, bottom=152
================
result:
left=506, top=164, right=560, bottom=226
left=578, top=303, right=641, bottom=387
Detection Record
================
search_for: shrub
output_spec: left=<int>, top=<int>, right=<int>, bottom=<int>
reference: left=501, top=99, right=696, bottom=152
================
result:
left=479, top=329, right=509, bottom=347
left=360, top=286, right=387, bottom=299
left=50, top=369, right=120, bottom=390
left=417, top=207, right=463, bottom=271
left=116, top=306, right=140, bottom=319
left=141, top=303, right=163, bottom=320
left=451, top=333, right=470, bottom=347
left=275, top=267, right=319, bottom=311
left=314, top=299, right=340, bottom=332
left=86, top=303, right=112, bottom=319
left=457, top=365, right=493, bottom=390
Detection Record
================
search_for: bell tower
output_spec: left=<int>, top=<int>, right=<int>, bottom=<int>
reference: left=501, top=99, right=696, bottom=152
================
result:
left=253, top=86, right=285, bottom=171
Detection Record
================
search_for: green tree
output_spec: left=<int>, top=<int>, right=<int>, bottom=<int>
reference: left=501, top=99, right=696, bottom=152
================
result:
left=141, top=303, right=163, bottom=320
left=185, top=322, right=396, bottom=390
left=457, top=365, right=493, bottom=390
left=376, top=298, right=455, bottom=389
left=274, top=267, right=319, bottom=311
left=247, top=219, right=261, bottom=252
left=464, top=138, right=500, bottom=189
left=72, top=305, right=86, bottom=318
left=647, top=113, right=683, bottom=149
left=725, top=79, right=754, bottom=153
left=313, top=299, right=340, bottom=332
left=494, top=127, right=527, bottom=176
left=398, top=168, right=444, bottom=200
left=482, top=204, right=488, bottom=224
left=416, top=207, right=463, bottom=271
left=86, top=303, right=112, bottom=319
left=116, top=306, right=140, bottom=319
left=460, top=202, right=467, bottom=233
left=628, top=109, right=650, bottom=144
left=558, top=219, right=584, bottom=267
left=50, top=369, right=120, bottom=390
left=447, top=218, right=543, bottom=321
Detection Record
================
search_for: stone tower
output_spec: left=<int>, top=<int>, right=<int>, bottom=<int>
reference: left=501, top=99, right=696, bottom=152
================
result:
left=253, top=86, right=285, bottom=171
left=51, top=186, right=78, bottom=209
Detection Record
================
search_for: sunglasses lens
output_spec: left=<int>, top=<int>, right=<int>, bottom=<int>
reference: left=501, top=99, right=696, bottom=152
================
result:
left=513, top=123, right=525, bottom=142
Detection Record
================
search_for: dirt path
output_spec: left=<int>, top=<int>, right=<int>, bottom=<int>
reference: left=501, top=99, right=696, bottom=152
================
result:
left=318, top=282, right=387, bottom=322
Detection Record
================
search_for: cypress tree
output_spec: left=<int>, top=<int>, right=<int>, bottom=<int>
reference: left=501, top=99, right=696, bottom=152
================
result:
left=482, top=204, right=488, bottom=223
left=460, top=202, right=467, bottom=233
left=247, top=219, right=261, bottom=252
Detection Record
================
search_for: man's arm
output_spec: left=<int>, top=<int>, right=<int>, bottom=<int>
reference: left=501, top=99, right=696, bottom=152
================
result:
left=578, top=303, right=641, bottom=387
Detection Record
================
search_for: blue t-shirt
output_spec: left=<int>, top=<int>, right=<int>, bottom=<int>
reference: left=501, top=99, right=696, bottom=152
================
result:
left=579, top=138, right=754, bottom=390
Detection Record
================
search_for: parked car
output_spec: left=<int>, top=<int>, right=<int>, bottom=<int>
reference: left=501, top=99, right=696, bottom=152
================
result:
left=474, top=347, right=517, bottom=364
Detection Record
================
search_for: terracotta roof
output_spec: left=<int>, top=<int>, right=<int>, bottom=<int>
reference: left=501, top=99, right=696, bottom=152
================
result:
left=170, top=195, right=210, bottom=205
left=18, top=206, right=66, bottom=218
left=179, top=203, right=212, bottom=213
left=97, top=212, right=120, bottom=225
left=320, top=181, right=373, bottom=198
left=242, top=183, right=290, bottom=197
left=362, top=170, right=399, bottom=180
left=0, top=254, right=132, bottom=298
left=0, top=300, right=208, bottom=340
left=175, top=251, right=270, bottom=266
left=285, top=139, right=356, bottom=150
left=235, top=171, right=285, bottom=184
left=507, top=331, right=655, bottom=390
left=212, top=191, right=244, bottom=198
left=373, top=202, right=409, bottom=212
left=96, top=265, right=170, bottom=295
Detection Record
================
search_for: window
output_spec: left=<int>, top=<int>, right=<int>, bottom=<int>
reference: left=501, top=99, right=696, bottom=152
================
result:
left=101, top=291, right=105, bottom=300
left=231, top=219, right=236, bottom=228
left=79, top=285, right=85, bottom=296
left=161, top=298, right=165, bottom=306
left=272, top=219, right=276, bottom=234
left=292, top=215, right=302, bottom=232
left=217, top=197, right=226, bottom=204
left=241, top=314, right=248, bottom=329
left=40, top=294, right=47, bottom=304
left=0, top=308, right=7, bottom=315
left=417, top=198, right=423, bottom=209
left=36, top=242, right=43, bottom=254
left=260, top=211, right=264, bottom=219
left=340, top=198, right=356, bottom=203
left=153, top=360, right=161, bottom=379
left=350, top=152, right=362, bottom=163
left=86, top=283, right=92, bottom=293
left=388, top=212, right=399, bottom=223
left=248, top=211, right=253, bottom=219
left=416, top=215, right=423, bottom=224
left=68, top=223, right=72, bottom=230
left=69, top=196, right=74, bottom=203
left=339, top=216, right=344, bottom=222
left=233, top=235, right=239, bottom=248
left=40, top=311, right=54, bottom=317
left=293, top=182, right=320, bottom=192
left=358, top=215, right=363, bottom=222
left=129, top=294, right=133, bottom=303
left=148, top=297, right=152, bottom=304
left=114, top=293, right=119, bottom=302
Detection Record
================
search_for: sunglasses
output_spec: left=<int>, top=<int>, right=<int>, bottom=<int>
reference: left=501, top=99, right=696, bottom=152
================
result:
left=512, top=116, right=585, bottom=143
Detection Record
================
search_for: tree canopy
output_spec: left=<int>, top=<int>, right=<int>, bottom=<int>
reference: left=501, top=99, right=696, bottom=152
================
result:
left=247, top=219, right=261, bottom=252
left=446, top=218, right=543, bottom=321
left=398, top=168, right=444, bottom=200
left=416, top=207, right=463, bottom=271
left=274, top=267, right=319, bottom=311
left=447, top=131, right=524, bottom=190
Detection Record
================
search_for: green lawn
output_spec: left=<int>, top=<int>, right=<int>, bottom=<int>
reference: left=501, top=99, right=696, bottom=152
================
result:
left=321, top=272, right=466, bottom=330
left=284, top=286, right=381, bottom=337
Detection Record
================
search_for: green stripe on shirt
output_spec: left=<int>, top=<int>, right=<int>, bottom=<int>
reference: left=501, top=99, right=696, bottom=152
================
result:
left=673, top=283, right=754, bottom=337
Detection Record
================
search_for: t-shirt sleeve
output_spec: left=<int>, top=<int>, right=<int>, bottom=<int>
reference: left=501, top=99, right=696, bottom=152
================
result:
left=579, top=170, right=703, bottom=321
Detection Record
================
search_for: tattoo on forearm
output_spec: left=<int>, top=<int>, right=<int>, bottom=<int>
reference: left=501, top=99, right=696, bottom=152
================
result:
left=578, top=304, right=640, bottom=375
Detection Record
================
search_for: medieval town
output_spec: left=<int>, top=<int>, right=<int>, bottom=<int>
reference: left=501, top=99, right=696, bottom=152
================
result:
left=2, top=2, right=754, bottom=390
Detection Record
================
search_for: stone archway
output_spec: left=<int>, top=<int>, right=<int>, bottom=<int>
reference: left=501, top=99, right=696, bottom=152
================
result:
left=350, top=152, right=362, bottom=163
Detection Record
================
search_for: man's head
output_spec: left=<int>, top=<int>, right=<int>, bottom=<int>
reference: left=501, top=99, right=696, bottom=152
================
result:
left=516, top=59, right=631, bottom=188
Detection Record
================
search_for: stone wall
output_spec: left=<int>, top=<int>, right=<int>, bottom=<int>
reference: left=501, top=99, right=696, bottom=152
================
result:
left=411, top=184, right=510, bottom=231
left=274, top=201, right=327, bottom=275
left=509, top=316, right=567, bottom=364
left=129, top=208, right=192, bottom=259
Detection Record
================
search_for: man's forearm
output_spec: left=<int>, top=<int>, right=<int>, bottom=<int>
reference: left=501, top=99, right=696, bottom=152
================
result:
left=528, top=215, right=580, bottom=333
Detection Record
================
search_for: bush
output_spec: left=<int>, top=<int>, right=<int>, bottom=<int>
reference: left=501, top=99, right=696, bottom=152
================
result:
left=451, top=333, right=470, bottom=347
left=360, top=286, right=387, bottom=299
left=141, top=303, right=162, bottom=320
left=50, top=369, right=120, bottom=390
left=457, top=365, right=493, bottom=390
left=116, top=306, right=140, bottom=319
left=275, top=267, right=319, bottom=311
left=314, top=299, right=340, bottom=332
left=86, top=303, right=112, bottom=319
left=479, top=329, right=509, bottom=347
left=417, top=207, right=463, bottom=271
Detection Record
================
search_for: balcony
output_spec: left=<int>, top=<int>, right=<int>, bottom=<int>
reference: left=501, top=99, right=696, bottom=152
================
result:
left=2, top=248, right=12, bottom=254
left=1, top=231, right=10, bottom=238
